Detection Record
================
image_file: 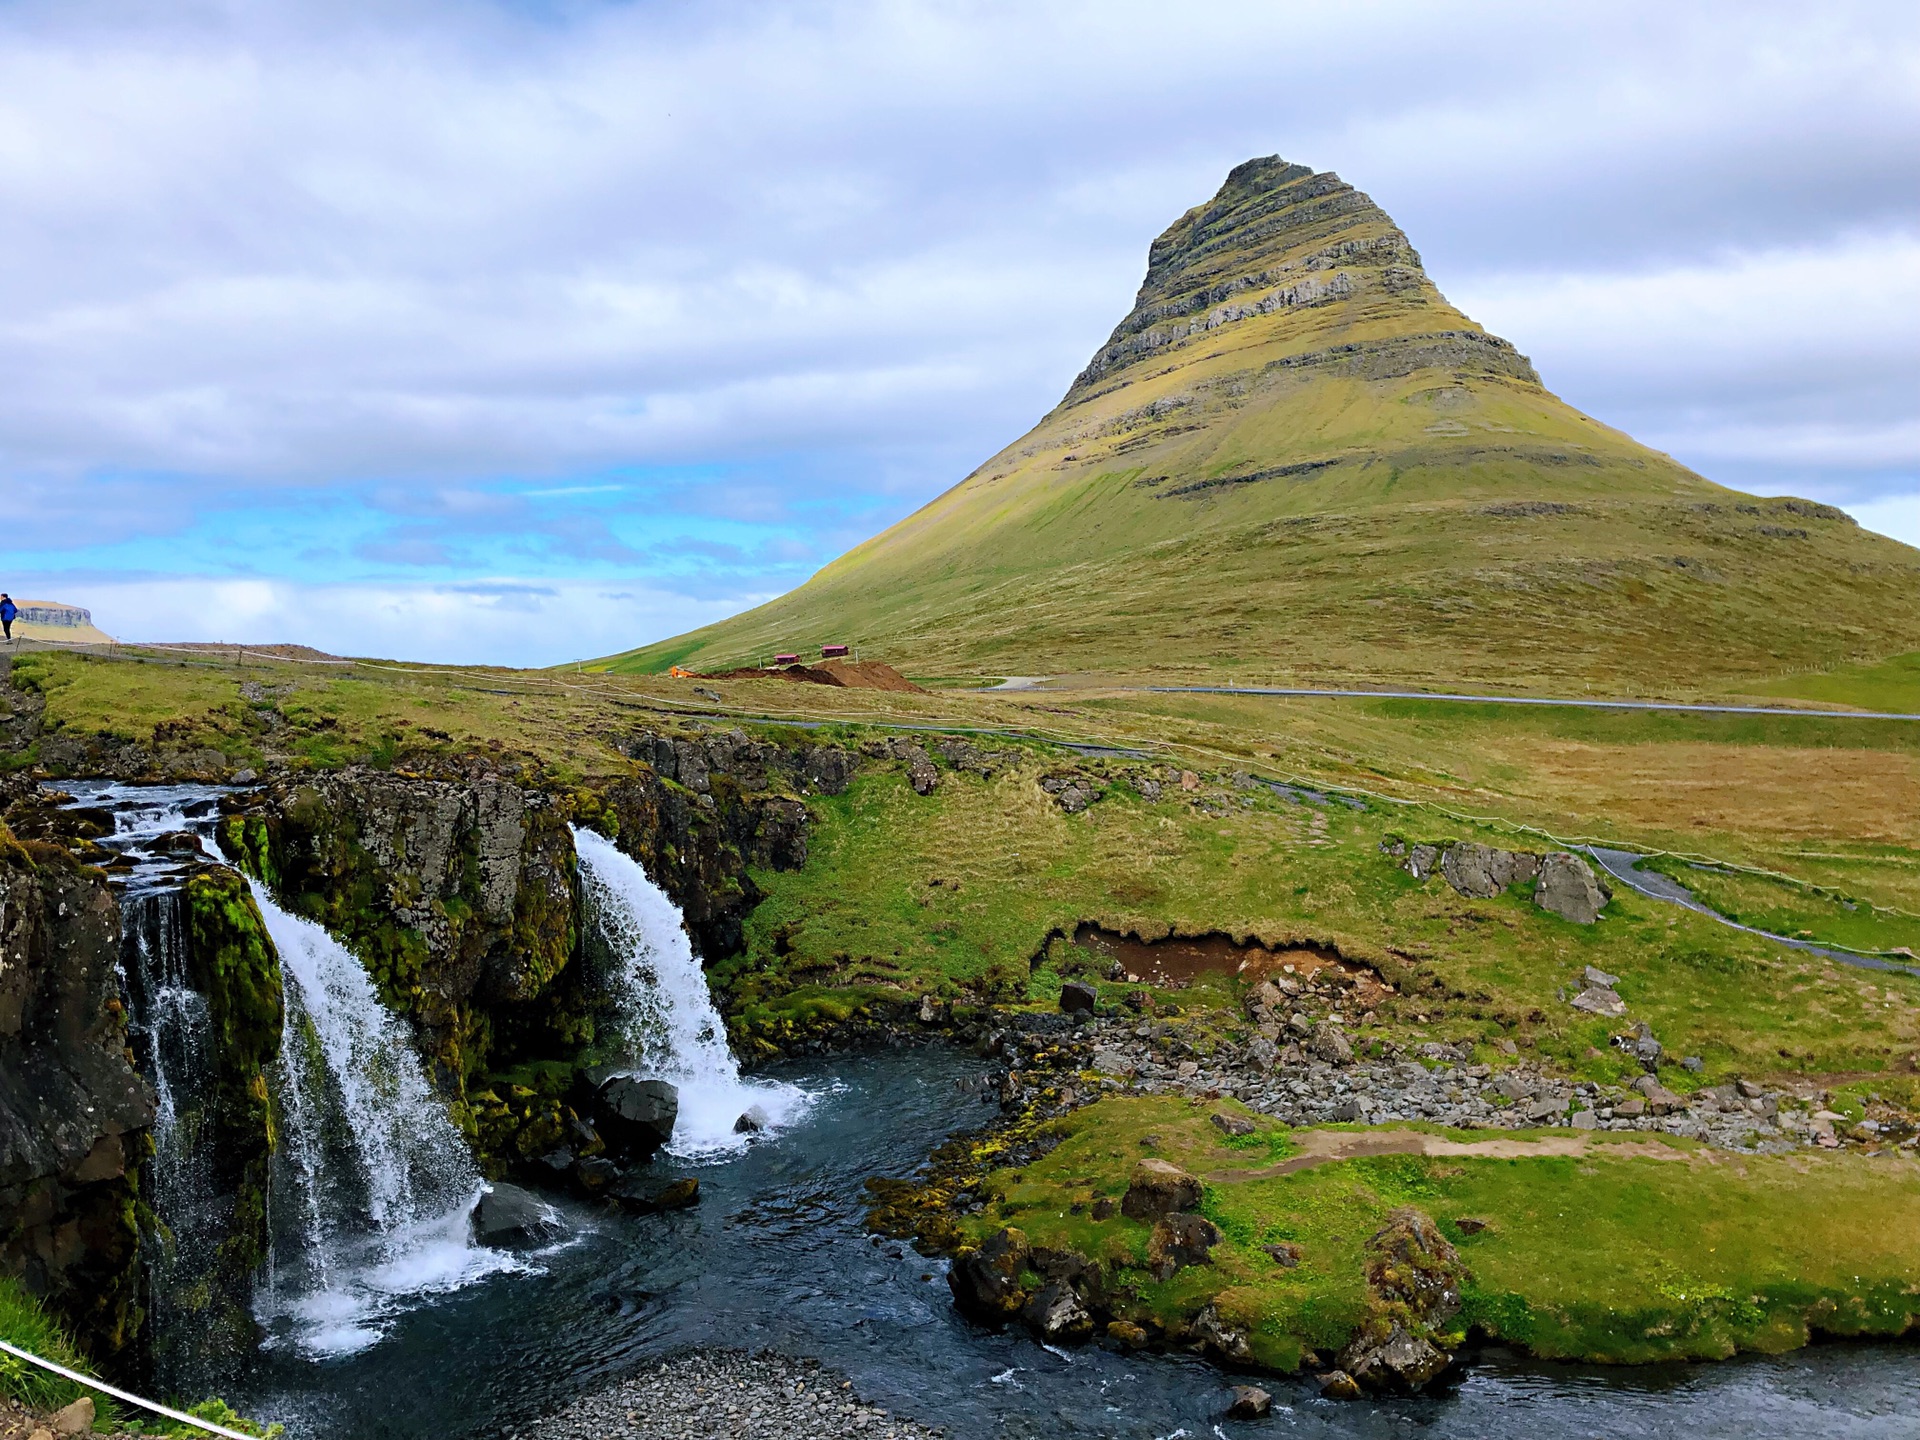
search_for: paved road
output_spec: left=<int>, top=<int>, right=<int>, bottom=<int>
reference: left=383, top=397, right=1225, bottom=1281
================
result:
left=1143, top=684, right=1920, bottom=721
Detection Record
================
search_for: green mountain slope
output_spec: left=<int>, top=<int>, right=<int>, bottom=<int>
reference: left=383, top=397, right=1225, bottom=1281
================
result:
left=598, top=157, right=1920, bottom=693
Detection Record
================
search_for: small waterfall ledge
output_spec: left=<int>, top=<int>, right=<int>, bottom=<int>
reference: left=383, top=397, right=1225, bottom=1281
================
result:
left=574, top=826, right=810, bottom=1157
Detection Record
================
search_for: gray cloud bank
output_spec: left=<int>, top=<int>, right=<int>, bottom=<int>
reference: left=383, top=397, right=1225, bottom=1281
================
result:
left=1, top=0, right=1917, bottom=660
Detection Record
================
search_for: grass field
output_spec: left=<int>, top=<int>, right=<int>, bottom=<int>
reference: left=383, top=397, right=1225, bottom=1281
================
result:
left=961, top=1096, right=1920, bottom=1370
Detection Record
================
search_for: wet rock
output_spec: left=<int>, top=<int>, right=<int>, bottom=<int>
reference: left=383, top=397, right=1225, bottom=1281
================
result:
left=1059, top=980, right=1098, bottom=1014
left=948, top=1226, right=1031, bottom=1320
left=573, top=1155, right=620, bottom=1193
left=1339, top=1324, right=1452, bottom=1391
left=1021, top=1280, right=1095, bottom=1344
left=1121, top=1158, right=1202, bottom=1221
left=1106, top=1320, right=1149, bottom=1348
left=1535, top=852, right=1611, bottom=924
left=734, top=1105, right=771, bottom=1134
left=1227, top=1385, right=1272, bottom=1420
left=1318, top=1370, right=1362, bottom=1400
left=594, top=1077, right=679, bottom=1162
left=472, top=1182, right=563, bottom=1248
left=1149, top=1213, right=1221, bottom=1279
left=1189, top=1303, right=1252, bottom=1362
left=1209, top=1110, right=1255, bottom=1137
left=611, top=1174, right=701, bottom=1214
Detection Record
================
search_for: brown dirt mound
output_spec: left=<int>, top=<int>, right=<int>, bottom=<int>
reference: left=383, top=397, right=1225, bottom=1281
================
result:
left=704, top=660, right=923, bottom=692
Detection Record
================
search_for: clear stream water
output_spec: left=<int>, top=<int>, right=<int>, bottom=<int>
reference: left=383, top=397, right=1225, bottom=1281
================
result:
left=58, top=784, right=1920, bottom=1440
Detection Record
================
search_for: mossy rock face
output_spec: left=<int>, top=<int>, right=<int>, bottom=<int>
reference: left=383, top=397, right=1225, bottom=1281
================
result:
left=180, top=866, right=284, bottom=1342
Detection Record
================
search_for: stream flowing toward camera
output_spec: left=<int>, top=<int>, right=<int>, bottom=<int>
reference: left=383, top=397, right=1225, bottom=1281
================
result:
left=67, top=784, right=1920, bottom=1440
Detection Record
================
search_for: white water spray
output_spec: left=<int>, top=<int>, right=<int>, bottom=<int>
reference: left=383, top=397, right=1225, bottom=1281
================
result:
left=573, top=827, right=809, bottom=1156
left=250, top=882, right=519, bottom=1357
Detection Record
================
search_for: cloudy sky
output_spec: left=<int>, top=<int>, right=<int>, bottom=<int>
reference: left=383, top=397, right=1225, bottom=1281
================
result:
left=2, top=0, right=1916, bottom=665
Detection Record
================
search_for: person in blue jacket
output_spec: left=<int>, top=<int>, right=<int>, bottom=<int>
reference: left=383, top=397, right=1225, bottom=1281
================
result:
left=0, top=594, right=14, bottom=642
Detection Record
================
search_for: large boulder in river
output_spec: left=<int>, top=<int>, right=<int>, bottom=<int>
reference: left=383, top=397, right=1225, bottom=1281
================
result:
left=1534, top=852, right=1611, bottom=924
left=610, top=1173, right=700, bottom=1214
left=1121, top=1158, right=1202, bottom=1221
left=472, top=1183, right=562, bottom=1248
left=593, top=1077, right=679, bottom=1161
left=1338, top=1325, right=1453, bottom=1391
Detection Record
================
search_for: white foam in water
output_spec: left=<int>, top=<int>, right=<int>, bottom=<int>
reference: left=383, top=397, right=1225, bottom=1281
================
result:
left=249, top=881, right=523, bottom=1357
left=573, top=827, right=811, bottom=1157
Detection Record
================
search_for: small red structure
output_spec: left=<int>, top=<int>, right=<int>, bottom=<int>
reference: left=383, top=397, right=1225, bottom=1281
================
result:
left=772, top=652, right=799, bottom=666
left=820, top=643, right=851, bottom=659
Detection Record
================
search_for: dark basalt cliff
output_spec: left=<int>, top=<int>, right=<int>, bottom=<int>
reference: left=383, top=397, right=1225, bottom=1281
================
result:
left=0, top=812, right=154, bottom=1363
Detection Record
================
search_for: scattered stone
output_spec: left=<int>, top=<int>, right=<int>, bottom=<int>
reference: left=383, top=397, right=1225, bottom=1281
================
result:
left=1570, top=986, right=1626, bottom=1017
left=1306, top=1022, right=1353, bottom=1066
left=1681, top=1055, right=1705, bottom=1073
left=1122, top=1158, right=1202, bottom=1220
left=1060, top=980, right=1098, bottom=1014
left=1262, top=1241, right=1303, bottom=1266
left=1452, top=1217, right=1489, bottom=1235
left=1584, top=964, right=1621, bottom=988
left=1571, top=1109, right=1599, bottom=1130
left=1535, top=852, right=1612, bottom=924
left=1330, top=1097, right=1365, bottom=1122
left=49, top=1399, right=93, bottom=1437
left=229, top=767, right=259, bottom=786
left=1149, top=1212, right=1222, bottom=1279
left=472, top=1182, right=563, bottom=1248
left=1227, top=1385, right=1273, bottom=1419
left=1090, top=1197, right=1116, bottom=1220
left=1209, top=1110, right=1255, bottom=1137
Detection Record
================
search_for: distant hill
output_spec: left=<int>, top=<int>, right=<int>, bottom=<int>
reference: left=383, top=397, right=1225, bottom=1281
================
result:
left=595, top=157, right=1920, bottom=693
left=5, top=599, right=116, bottom=645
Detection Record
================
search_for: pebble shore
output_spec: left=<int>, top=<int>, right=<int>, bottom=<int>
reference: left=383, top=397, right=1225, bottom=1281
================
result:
left=518, top=1351, right=945, bottom=1440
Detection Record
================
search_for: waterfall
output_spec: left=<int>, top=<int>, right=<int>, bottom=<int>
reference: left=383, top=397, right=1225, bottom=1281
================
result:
left=249, top=883, right=519, bottom=1358
left=573, top=827, right=810, bottom=1156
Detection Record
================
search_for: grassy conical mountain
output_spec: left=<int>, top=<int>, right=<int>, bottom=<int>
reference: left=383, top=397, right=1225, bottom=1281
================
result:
left=601, top=157, right=1920, bottom=692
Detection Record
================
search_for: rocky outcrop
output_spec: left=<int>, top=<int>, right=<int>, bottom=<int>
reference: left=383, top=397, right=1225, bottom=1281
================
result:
left=218, top=767, right=580, bottom=1115
left=1385, top=838, right=1610, bottom=923
left=1331, top=1208, right=1464, bottom=1393
left=0, top=831, right=154, bottom=1364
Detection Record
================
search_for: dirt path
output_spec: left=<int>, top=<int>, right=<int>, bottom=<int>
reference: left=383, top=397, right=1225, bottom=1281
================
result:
left=1207, top=1126, right=1688, bottom=1182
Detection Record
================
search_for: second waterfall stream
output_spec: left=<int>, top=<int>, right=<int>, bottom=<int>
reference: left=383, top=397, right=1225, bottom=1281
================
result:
left=573, top=827, right=810, bottom=1154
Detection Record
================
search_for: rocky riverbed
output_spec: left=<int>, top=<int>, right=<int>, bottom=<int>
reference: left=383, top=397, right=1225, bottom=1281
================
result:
left=517, top=1352, right=944, bottom=1440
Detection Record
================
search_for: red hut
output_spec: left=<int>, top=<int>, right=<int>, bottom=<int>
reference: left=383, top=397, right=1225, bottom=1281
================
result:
left=820, top=643, right=851, bottom=659
left=772, top=653, right=799, bottom=665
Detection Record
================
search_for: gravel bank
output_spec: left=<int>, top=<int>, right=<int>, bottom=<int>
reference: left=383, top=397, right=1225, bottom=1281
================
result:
left=517, top=1351, right=945, bottom=1440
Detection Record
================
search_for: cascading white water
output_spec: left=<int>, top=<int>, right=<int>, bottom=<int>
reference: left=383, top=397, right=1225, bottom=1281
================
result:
left=573, top=827, right=810, bottom=1156
left=250, top=882, right=519, bottom=1357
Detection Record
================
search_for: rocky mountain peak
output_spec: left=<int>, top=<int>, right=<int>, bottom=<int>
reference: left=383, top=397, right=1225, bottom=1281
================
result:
left=1067, top=154, right=1465, bottom=400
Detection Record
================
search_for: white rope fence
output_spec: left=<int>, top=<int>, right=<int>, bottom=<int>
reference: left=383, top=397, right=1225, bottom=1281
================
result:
left=0, top=1338, right=260, bottom=1439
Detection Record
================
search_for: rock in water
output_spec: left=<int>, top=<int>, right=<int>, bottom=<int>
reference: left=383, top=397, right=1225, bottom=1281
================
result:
left=1021, top=1280, right=1095, bottom=1343
left=610, top=1173, right=700, bottom=1214
left=472, top=1182, right=562, bottom=1248
left=1535, top=852, right=1611, bottom=924
left=593, top=1076, right=679, bottom=1161
left=1121, top=1158, right=1202, bottom=1220
left=1340, top=1325, right=1453, bottom=1391
left=1227, top=1385, right=1273, bottom=1419
left=734, top=1104, right=771, bottom=1134
left=1059, top=980, right=1098, bottom=1014
left=948, top=1226, right=1031, bottom=1320
left=1318, top=1370, right=1363, bottom=1400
